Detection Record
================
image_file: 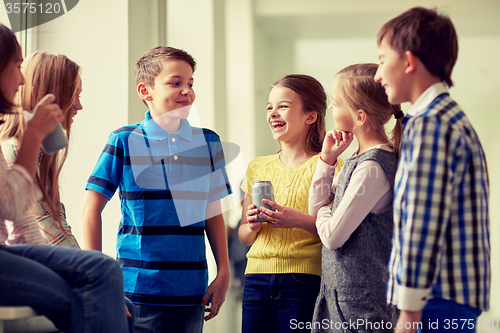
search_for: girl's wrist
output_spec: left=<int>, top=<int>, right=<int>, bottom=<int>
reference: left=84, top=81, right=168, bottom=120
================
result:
left=320, top=153, right=337, bottom=166
left=22, top=129, right=44, bottom=147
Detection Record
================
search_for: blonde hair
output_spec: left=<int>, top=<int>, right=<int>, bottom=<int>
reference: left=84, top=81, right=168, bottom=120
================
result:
left=0, top=52, right=80, bottom=236
left=335, top=63, right=403, bottom=156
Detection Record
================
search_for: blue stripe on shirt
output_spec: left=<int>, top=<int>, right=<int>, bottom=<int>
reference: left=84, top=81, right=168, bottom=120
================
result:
left=86, top=114, right=232, bottom=306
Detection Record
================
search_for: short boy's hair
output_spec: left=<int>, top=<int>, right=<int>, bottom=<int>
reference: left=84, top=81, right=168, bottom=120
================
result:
left=377, top=7, right=458, bottom=87
left=135, top=46, right=196, bottom=88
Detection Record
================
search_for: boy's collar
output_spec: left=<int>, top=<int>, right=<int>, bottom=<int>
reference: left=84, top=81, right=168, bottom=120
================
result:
left=142, top=111, right=193, bottom=141
left=407, top=82, right=448, bottom=117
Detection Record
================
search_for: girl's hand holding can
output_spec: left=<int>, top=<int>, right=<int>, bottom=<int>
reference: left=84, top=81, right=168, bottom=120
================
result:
left=246, top=203, right=263, bottom=232
left=259, top=199, right=313, bottom=229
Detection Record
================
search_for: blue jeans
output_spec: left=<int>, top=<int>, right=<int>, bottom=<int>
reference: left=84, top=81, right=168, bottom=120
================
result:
left=419, top=298, right=482, bottom=332
left=242, top=273, right=321, bottom=333
left=133, top=303, right=205, bottom=333
left=0, top=244, right=131, bottom=333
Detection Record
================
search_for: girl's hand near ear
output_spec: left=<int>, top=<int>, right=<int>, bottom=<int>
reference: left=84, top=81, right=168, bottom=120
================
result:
left=321, top=130, right=353, bottom=165
left=27, top=94, right=64, bottom=140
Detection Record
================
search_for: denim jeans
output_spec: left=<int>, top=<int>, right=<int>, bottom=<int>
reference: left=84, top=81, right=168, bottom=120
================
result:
left=242, top=273, right=321, bottom=333
left=419, top=298, right=482, bottom=333
left=0, top=244, right=131, bottom=333
left=133, top=303, right=205, bottom=333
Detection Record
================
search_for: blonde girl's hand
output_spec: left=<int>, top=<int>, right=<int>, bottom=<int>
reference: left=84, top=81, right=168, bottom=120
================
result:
left=320, top=130, right=354, bottom=165
left=246, top=203, right=263, bottom=232
left=27, top=94, right=64, bottom=140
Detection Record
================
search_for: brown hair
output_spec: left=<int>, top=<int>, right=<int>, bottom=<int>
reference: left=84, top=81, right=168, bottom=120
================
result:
left=0, top=23, right=21, bottom=113
left=273, top=74, right=327, bottom=153
left=335, top=63, right=403, bottom=156
left=135, top=46, right=196, bottom=88
left=377, top=7, right=458, bottom=87
left=0, top=52, right=81, bottom=236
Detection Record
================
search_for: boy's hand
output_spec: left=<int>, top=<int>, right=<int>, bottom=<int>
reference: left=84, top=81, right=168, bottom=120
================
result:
left=201, top=272, right=230, bottom=321
left=395, top=310, right=422, bottom=333
left=321, top=130, right=353, bottom=165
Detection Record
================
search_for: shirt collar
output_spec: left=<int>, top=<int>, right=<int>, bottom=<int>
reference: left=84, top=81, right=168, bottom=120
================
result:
left=141, top=111, right=193, bottom=141
left=407, top=82, right=449, bottom=117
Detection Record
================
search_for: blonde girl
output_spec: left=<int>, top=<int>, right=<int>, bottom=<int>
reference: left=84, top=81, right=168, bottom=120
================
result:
left=0, top=52, right=82, bottom=247
left=308, top=63, right=402, bottom=332
left=0, top=23, right=130, bottom=332
left=239, top=74, right=343, bottom=333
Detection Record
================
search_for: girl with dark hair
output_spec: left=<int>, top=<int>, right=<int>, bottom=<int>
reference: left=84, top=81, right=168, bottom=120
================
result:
left=238, top=74, right=343, bottom=333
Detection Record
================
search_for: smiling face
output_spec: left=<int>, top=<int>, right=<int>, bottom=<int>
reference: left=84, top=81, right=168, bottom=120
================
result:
left=374, top=36, right=410, bottom=105
left=146, top=59, right=195, bottom=120
left=328, top=79, right=356, bottom=132
left=267, top=85, right=313, bottom=144
left=0, top=49, right=24, bottom=106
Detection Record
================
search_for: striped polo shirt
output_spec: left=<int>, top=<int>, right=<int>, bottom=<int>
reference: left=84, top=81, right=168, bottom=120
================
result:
left=86, top=111, right=232, bottom=306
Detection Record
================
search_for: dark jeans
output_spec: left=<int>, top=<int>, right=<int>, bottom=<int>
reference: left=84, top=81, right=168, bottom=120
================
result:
left=0, top=244, right=130, bottom=333
left=420, top=298, right=482, bottom=333
left=133, top=303, right=204, bottom=333
left=242, top=273, right=321, bottom=333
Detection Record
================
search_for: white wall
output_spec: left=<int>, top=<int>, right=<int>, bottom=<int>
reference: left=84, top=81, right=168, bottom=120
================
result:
left=33, top=0, right=129, bottom=257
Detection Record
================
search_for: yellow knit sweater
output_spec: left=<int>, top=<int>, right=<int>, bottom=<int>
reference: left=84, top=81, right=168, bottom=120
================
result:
left=242, top=153, right=343, bottom=276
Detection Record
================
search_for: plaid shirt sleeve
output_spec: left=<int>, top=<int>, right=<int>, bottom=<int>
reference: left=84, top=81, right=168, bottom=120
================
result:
left=389, top=101, right=490, bottom=311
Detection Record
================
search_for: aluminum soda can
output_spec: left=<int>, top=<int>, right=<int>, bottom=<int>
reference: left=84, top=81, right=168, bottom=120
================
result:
left=251, top=180, right=275, bottom=222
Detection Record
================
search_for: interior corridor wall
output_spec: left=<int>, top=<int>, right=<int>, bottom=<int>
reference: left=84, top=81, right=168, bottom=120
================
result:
left=31, top=0, right=129, bottom=257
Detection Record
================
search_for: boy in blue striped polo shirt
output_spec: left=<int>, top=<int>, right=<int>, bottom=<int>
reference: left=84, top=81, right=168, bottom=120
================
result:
left=81, top=46, right=232, bottom=333
left=374, top=7, right=490, bottom=333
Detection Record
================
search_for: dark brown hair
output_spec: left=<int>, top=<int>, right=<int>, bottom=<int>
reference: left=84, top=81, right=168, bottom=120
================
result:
left=0, top=23, right=21, bottom=113
left=377, top=7, right=458, bottom=87
left=336, top=63, right=403, bottom=156
left=135, top=46, right=196, bottom=88
left=273, top=74, right=327, bottom=153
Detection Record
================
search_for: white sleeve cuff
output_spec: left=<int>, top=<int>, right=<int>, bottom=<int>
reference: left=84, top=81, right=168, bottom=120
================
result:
left=317, top=156, right=337, bottom=171
left=396, top=285, right=432, bottom=311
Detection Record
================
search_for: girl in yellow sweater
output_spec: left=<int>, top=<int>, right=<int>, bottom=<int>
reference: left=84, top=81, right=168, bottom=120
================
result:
left=238, top=74, right=343, bottom=333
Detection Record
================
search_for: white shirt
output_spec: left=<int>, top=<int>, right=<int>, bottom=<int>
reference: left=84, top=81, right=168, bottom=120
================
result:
left=308, top=144, right=393, bottom=250
left=0, top=145, right=44, bottom=244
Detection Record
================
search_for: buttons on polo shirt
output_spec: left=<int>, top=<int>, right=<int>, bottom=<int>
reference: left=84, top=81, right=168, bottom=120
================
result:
left=172, top=138, right=176, bottom=142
